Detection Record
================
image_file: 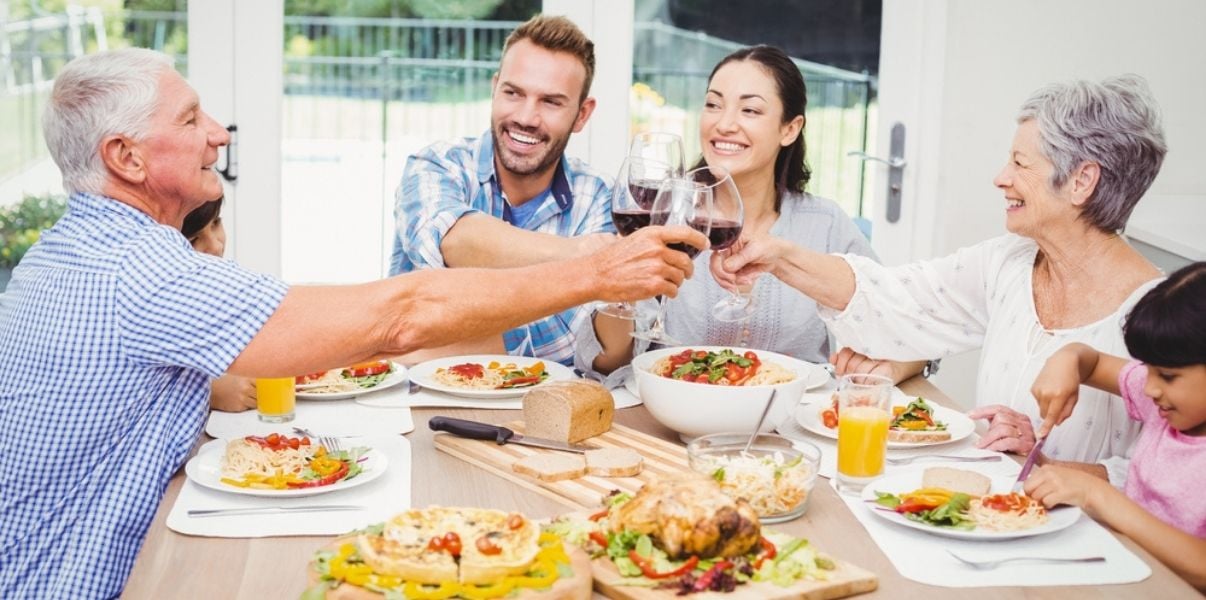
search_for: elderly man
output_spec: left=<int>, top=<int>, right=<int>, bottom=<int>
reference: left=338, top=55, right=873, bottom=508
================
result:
left=0, top=48, right=705, bottom=598
left=390, top=15, right=616, bottom=365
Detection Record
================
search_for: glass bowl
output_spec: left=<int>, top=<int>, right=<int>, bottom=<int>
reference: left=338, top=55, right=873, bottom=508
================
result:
left=687, top=432, right=821, bottom=523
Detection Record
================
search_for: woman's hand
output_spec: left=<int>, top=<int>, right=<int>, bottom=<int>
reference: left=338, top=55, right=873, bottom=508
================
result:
left=709, top=236, right=787, bottom=291
left=968, top=404, right=1037, bottom=454
left=1030, top=346, right=1085, bottom=437
left=829, top=348, right=927, bottom=384
left=1023, top=465, right=1109, bottom=512
left=210, top=375, right=257, bottom=412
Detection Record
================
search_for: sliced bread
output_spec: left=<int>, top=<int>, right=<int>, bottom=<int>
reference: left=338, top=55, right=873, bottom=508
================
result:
left=585, top=447, right=644, bottom=477
left=511, top=453, right=587, bottom=482
left=922, top=466, right=991, bottom=496
left=888, top=428, right=953, bottom=443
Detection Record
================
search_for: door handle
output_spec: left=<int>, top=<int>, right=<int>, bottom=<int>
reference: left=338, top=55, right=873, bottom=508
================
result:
left=218, top=124, right=238, bottom=182
left=848, top=122, right=906, bottom=223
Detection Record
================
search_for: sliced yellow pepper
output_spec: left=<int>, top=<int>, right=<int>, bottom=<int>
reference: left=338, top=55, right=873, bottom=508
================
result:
left=459, top=579, right=517, bottom=599
left=403, top=580, right=461, bottom=599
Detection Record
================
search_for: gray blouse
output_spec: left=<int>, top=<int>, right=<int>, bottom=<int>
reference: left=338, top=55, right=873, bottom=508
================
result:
left=574, top=191, right=877, bottom=388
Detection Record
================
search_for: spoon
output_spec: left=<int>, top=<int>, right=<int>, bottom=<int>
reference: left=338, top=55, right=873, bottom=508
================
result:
left=743, top=389, right=778, bottom=453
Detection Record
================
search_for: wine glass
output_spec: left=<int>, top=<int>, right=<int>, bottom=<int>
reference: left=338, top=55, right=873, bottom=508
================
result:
left=702, top=167, right=752, bottom=322
left=631, top=169, right=714, bottom=344
left=629, top=132, right=685, bottom=176
left=597, top=157, right=678, bottom=319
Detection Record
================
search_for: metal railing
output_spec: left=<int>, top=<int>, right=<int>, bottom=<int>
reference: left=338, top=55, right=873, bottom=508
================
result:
left=2, top=10, right=874, bottom=208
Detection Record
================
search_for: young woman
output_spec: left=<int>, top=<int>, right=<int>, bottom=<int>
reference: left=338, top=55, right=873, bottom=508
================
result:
left=575, top=45, right=884, bottom=385
left=1027, top=262, right=1206, bottom=589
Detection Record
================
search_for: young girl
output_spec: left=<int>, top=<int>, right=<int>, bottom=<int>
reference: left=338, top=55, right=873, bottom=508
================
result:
left=182, top=197, right=257, bottom=413
left=1028, top=261, right=1206, bottom=589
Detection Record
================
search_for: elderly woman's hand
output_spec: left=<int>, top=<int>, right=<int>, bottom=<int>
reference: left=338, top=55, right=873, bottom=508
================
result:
left=829, top=347, right=896, bottom=381
left=968, top=404, right=1037, bottom=454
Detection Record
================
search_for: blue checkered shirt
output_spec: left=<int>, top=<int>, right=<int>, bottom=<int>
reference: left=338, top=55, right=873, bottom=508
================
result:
left=0, top=192, right=288, bottom=598
left=389, top=130, right=614, bottom=366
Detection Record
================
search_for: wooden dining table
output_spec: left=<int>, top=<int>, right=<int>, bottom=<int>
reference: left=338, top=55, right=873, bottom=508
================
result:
left=122, top=376, right=1201, bottom=599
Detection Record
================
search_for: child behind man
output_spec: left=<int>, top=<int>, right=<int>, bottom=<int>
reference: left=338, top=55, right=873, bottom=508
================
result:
left=182, top=197, right=256, bottom=412
left=1028, top=261, right=1206, bottom=589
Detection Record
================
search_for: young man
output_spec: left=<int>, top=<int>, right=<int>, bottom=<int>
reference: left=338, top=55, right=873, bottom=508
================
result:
left=0, top=48, right=705, bottom=598
left=390, top=15, right=616, bottom=365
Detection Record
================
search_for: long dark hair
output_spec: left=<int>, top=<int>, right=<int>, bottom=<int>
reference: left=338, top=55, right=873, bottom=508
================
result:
left=696, top=45, right=811, bottom=212
left=182, top=196, right=223, bottom=240
left=1124, top=262, right=1206, bottom=367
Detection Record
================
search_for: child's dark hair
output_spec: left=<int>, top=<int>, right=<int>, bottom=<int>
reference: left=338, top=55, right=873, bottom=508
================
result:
left=1124, top=261, right=1206, bottom=367
left=182, top=196, right=223, bottom=239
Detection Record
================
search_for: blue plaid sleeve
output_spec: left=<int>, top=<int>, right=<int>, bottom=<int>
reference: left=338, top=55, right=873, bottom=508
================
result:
left=569, top=161, right=616, bottom=236
left=394, top=143, right=480, bottom=270
left=116, top=227, right=287, bottom=377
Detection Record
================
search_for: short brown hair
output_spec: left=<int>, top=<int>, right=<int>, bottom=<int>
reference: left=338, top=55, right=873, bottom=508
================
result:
left=502, top=15, right=595, bottom=102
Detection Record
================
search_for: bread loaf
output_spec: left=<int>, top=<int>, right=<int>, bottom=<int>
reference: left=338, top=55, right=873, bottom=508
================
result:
left=922, top=467, right=991, bottom=496
left=585, top=447, right=643, bottom=477
left=512, top=454, right=587, bottom=482
left=522, top=380, right=613, bottom=443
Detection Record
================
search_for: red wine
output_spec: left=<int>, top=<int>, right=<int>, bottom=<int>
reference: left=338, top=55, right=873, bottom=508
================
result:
left=666, top=216, right=711, bottom=259
left=628, top=180, right=662, bottom=210
left=612, top=209, right=651, bottom=236
left=708, top=218, right=743, bottom=250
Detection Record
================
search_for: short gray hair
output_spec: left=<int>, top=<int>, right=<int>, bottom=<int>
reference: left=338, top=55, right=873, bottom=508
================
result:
left=42, top=48, right=174, bottom=195
left=1017, top=74, right=1167, bottom=232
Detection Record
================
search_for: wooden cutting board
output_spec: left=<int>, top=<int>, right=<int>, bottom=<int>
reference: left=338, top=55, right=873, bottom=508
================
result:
left=433, top=421, right=687, bottom=510
left=592, top=556, right=878, bottom=600
left=434, top=423, right=879, bottom=599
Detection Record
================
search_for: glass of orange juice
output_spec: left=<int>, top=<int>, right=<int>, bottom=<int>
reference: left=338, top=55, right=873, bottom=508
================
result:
left=256, top=377, right=296, bottom=423
left=835, top=373, right=893, bottom=494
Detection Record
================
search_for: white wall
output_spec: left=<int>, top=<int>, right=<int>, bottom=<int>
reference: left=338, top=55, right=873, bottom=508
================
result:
left=897, top=0, right=1206, bottom=405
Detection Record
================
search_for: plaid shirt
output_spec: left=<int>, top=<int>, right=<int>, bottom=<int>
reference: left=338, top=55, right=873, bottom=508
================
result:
left=0, top=193, right=287, bottom=598
left=389, top=130, right=613, bottom=365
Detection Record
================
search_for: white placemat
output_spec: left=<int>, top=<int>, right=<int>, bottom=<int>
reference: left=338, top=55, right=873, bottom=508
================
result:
left=832, top=478, right=1152, bottom=587
left=206, top=400, right=414, bottom=439
left=355, top=380, right=642, bottom=410
left=167, top=435, right=411, bottom=538
left=778, top=391, right=1006, bottom=479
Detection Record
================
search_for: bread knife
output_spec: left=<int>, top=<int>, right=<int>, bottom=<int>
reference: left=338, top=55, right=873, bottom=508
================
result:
left=429, top=416, right=597, bottom=453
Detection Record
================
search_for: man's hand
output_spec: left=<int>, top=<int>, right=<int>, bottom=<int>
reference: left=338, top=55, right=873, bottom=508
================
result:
left=587, top=225, right=708, bottom=302
left=210, top=375, right=257, bottom=412
left=570, top=232, right=618, bottom=257
left=968, top=404, right=1037, bottom=454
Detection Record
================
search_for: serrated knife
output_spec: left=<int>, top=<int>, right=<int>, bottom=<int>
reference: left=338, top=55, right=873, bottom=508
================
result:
left=429, top=416, right=596, bottom=454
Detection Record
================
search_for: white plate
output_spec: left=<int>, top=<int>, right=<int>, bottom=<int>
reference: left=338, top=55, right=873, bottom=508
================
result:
left=797, top=361, right=831, bottom=391
left=794, top=393, right=975, bottom=448
left=296, top=362, right=408, bottom=401
left=184, top=438, right=387, bottom=498
left=860, top=470, right=1082, bottom=540
left=408, top=355, right=576, bottom=399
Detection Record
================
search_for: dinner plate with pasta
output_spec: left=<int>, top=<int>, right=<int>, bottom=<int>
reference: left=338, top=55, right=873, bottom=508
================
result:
left=184, top=433, right=388, bottom=498
left=294, top=360, right=408, bottom=400
left=860, top=468, right=1082, bottom=540
left=407, top=355, right=576, bottom=399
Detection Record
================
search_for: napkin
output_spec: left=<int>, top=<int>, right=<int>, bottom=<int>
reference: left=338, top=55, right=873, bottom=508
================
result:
left=355, top=380, right=643, bottom=410
left=206, top=399, right=414, bottom=439
left=832, top=479, right=1151, bottom=586
left=167, top=435, right=412, bottom=538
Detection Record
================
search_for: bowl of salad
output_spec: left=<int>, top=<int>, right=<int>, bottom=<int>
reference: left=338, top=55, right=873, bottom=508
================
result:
left=687, top=433, right=821, bottom=523
left=631, top=346, right=811, bottom=440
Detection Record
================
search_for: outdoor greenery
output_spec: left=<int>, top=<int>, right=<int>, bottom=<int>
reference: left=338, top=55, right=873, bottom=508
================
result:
left=0, top=194, right=67, bottom=269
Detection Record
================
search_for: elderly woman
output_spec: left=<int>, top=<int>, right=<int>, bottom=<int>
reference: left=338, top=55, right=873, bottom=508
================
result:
left=715, top=74, right=1166, bottom=486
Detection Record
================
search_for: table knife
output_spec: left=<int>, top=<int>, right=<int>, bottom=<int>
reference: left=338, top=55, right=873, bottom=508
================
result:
left=187, top=504, right=364, bottom=517
left=429, top=416, right=596, bottom=453
left=1011, top=435, right=1047, bottom=493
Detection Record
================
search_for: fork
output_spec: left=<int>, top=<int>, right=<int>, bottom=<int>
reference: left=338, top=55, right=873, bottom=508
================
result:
left=321, top=436, right=343, bottom=452
left=886, top=454, right=1003, bottom=466
left=946, top=550, right=1105, bottom=570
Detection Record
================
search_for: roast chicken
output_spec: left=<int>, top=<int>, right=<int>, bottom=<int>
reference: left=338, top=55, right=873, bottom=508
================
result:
left=609, top=473, right=761, bottom=559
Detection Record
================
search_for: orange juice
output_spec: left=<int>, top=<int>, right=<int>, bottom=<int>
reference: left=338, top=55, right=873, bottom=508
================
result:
left=837, top=405, right=891, bottom=478
left=256, top=377, right=296, bottom=423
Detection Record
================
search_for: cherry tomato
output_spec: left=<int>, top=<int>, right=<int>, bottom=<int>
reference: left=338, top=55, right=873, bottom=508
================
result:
left=288, top=437, right=300, bottom=450
left=426, top=536, right=445, bottom=552
left=295, top=371, right=328, bottom=384
left=443, top=532, right=462, bottom=557
left=506, top=513, right=525, bottom=530
left=475, top=536, right=502, bottom=555
left=822, top=410, right=838, bottom=429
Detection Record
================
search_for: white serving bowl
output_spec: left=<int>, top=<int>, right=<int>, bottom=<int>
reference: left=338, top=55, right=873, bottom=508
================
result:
left=631, top=346, right=812, bottom=441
